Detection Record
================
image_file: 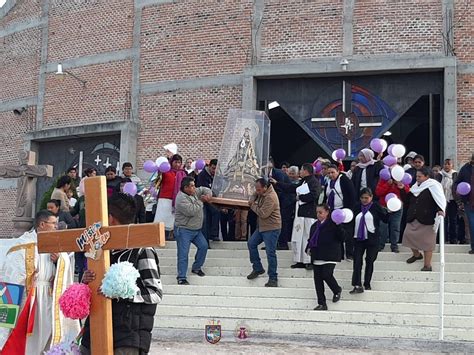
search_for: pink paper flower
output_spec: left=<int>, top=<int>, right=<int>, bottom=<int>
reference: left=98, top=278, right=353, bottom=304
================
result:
left=59, top=283, right=91, bottom=319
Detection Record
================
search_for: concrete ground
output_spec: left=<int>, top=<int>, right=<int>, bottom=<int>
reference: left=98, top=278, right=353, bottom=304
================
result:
left=150, top=330, right=473, bottom=354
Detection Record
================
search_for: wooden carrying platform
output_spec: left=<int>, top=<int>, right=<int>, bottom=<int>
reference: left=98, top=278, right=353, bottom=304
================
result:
left=210, top=197, right=250, bottom=210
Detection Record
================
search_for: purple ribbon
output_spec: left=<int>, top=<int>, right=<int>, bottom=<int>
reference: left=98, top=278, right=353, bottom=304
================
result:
left=357, top=203, right=373, bottom=241
left=308, top=220, right=326, bottom=248
left=328, top=179, right=336, bottom=210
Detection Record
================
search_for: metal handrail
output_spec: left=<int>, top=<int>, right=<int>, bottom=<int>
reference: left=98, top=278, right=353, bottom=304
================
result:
left=438, top=217, right=445, bottom=341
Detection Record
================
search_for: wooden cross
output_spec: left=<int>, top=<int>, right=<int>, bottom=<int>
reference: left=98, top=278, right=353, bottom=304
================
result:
left=37, top=176, right=165, bottom=354
left=0, top=151, right=53, bottom=236
left=311, top=80, right=383, bottom=156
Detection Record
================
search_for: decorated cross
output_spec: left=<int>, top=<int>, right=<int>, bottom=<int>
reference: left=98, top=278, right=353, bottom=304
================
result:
left=311, top=80, right=383, bottom=156
left=37, top=176, right=165, bottom=354
left=0, top=151, right=53, bottom=236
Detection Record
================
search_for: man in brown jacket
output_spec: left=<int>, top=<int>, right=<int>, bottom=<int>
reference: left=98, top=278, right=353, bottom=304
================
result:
left=246, top=178, right=282, bottom=287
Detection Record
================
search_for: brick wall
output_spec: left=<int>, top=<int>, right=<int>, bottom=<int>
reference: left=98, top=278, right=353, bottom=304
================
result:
left=0, top=188, right=17, bottom=238
left=260, top=0, right=343, bottom=63
left=137, top=85, right=243, bottom=168
left=140, top=1, right=252, bottom=83
left=42, top=60, right=132, bottom=128
left=0, top=0, right=41, bottom=28
left=47, top=0, right=134, bottom=62
left=454, top=0, right=473, bottom=63
left=353, top=0, right=443, bottom=55
left=0, top=28, right=41, bottom=101
left=457, top=73, right=474, bottom=163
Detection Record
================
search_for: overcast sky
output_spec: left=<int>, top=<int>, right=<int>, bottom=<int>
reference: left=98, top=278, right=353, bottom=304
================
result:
left=0, top=0, right=6, bottom=7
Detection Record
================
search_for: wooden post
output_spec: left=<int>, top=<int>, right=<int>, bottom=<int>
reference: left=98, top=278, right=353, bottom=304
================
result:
left=37, top=176, right=165, bottom=354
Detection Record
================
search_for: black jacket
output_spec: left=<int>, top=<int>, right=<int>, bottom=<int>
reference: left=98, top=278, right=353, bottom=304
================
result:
left=324, top=174, right=356, bottom=210
left=134, top=195, right=146, bottom=223
left=306, top=220, right=345, bottom=263
left=81, top=249, right=157, bottom=352
left=352, top=202, right=389, bottom=246
left=351, top=162, right=383, bottom=196
left=455, top=163, right=474, bottom=204
left=277, top=174, right=321, bottom=218
left=196, top=167, right=213, bottom=189
left=57, top=211, right=77, bottom=229
left=402, top=189, right=442, bottom=225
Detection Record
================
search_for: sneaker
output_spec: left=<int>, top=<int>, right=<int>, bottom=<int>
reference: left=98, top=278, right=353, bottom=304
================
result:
left=406, top=255, right=423, bottom=264
left=247, top=269, right=265, bottom=280
left=332, top=288, right=342, bottom=303
left=305, top=264, right=313, bottom=270
left=265, top=279, right=278, bottom=287
left=349, top=286, right=364, bottom=294
left=314, top=304, right=328, bottom=311
left=191, top=269, right=205, bottom=277
left=421, top=266, right=432, bottom=271
left=290, top=263, right=306, bottom=269
left=177, top=279, right=189, bottom=285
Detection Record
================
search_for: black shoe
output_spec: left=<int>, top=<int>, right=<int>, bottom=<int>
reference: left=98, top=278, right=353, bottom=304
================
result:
left=406, top=255, right=423, bottom=263
left=349, top=286, right=364, bottom=294
left=177, top=279, right=189, bottom=285
left=364, top=285, right=372, bottom=290
left=277, top=244, right=289, bottom=250
left=265, top=279, right=278, bottom=287
left=378, top=246, right=385, bottom=252
left=332, top=288, right=342, bottom=303
left=261, top=246, right=266, bottom=250
left=247, top=269, right=265, bottom=280
left=192, top=269, right=205, bottom=277
left=469, top=250, right=474, bottom=255
left=459, top=240, right=467, bottom=245
left=290, top=263, right=306, bottom=269
left=421, top=266, right=432, bottom=271
left=305, top=263, right=313, bottom=270
left=345, top=256, right=353, bottom=261
left=314, top=304, right=328, bottom=311
left=391, top=248, right=400, bottom=253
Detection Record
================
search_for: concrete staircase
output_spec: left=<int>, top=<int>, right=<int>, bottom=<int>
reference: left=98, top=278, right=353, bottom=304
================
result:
left=154, top=242, right=474, bottom=343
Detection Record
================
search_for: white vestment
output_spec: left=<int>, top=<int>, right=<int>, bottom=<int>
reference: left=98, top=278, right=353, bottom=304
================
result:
left=0, top=230, right=79, bottom=353
left=291, top=204, right=315, bottom=264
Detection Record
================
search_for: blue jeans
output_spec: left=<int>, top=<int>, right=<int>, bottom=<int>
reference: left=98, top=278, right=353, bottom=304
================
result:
left=174, top=226, right=208, bottom=280
left=247, top=229, right=280, bottom=280
left=379, top=209, right=402, bottom=250
left=465, top=205, right=474, bottom=250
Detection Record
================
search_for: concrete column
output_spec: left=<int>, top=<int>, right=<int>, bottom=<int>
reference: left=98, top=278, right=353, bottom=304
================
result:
left=443, top=64, right=457, bottom=165
left=242, top=76, right=257, bottom=110
left=342, top=0, right=355, bottom=57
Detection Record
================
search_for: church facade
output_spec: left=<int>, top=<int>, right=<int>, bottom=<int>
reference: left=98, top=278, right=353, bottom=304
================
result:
left=0, top=0, right=473, bottom=237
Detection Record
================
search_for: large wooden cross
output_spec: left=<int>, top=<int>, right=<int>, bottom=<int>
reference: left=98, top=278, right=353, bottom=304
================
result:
left=0, top=151, right=53, bottom=236
left=37, top=176, right=165, bottom=354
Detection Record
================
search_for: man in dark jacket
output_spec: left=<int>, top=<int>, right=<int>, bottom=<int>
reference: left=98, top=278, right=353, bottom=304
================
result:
left=121, top=178, right=146, bottom=223
left=272, top=163, right=321, bottom=269
left=455, top=153, right=474, bottom=254
left=80, top=193, right=163, bottom=354
left=196, top=159, right=220, bottom=242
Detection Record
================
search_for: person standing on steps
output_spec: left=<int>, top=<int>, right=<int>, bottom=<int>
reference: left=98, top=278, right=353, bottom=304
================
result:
left=350, top=188, right=389, bottom=294
left=174, top=176, right=212, bottom=285
left=246, top=178, right=281, bottom=287
left=455, top=152, right=474, bottom=254
left=306, top=204, right=344, bottom=311
left=401, top=167, right=446, bottom=271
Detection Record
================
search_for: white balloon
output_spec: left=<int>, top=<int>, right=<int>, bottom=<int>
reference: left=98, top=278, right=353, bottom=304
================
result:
left=342, top=208, right=354, bottom=223
left=78, top=177, right=87, bottom=196
left=380, top=139, right=388, bottom=152
left=392, top=144, right=406, bottom=158
left=331, top=150, right=338, bottom=161
left=391, top=165, right=405, bottom=181
left=190, top=161, right=196, bottom=170
left=387, top=197, right=402, bottom=212
left=403, top=164, right=412, bottom=171
left=155, top=156, right=168, bottom=167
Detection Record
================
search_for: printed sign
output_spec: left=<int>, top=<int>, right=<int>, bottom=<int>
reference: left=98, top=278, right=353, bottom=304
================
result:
left=75, top=222, right=110, bottom=260
left=205, top=320, right=221, bottom=344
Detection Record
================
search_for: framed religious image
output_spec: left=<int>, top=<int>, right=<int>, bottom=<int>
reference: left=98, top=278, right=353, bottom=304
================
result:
left=211, top=109, right=271, bottom=209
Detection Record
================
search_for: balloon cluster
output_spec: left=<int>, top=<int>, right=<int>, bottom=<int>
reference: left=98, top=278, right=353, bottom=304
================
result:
left=143, top=157, right=171, bottom=174
left=385, top=193, right=402, bottom=212
left=331, top=208, right=354, bottom=225
left=369, top=138, right=412, bottom=186
left=331, top=148, right=346, bottom=161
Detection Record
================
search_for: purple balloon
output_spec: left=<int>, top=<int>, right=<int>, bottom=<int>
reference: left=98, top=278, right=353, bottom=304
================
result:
left=379, top=168, right=391, bottom=181
left=383, top=155, right=397, bottom=167
left=385, top=193, right=397, bottom=203
left=143, top=160, right=158, bottom=173
left=331, top=209, right=345, bottom=225
left=457, top=182, right=471, bottom=196
left=402, top=173, right=412, bottom=185
left=123, top=182, right=137, bottom=196
left=387, top=144, right=396, bottom=156
left=370, top=138, right=383, bottom=153
left=195, top=159, right=206, bottom=170
left=335, top=148, right=346, bottom=160
left=159, top=161, right=171, bottom=173
left=314, top=161, right=322, bottom=173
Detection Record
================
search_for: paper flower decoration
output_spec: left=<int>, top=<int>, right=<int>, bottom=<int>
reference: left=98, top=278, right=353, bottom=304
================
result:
left=45, top=341, right=80, bottom=355
left=58, top=283, right=91, bottom=320
left=100, top=261, right=140, bottom=299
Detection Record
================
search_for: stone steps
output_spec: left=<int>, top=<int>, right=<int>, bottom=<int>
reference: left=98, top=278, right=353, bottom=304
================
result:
left=154, top=242, right=474, bottom=342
